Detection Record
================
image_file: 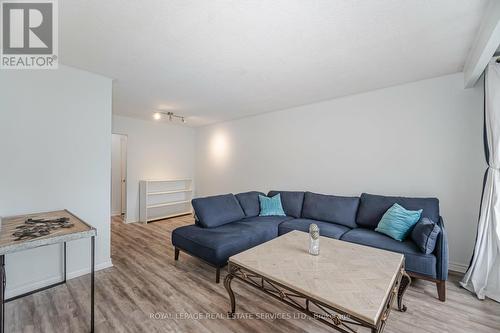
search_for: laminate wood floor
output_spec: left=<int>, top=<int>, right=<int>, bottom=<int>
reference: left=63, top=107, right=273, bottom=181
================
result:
left=6, top=215, right=500, bottom=333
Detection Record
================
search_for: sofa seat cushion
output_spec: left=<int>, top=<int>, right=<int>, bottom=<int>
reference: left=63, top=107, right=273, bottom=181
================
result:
left=172, top=218, right=284, bottom=266
left=340, top=228, right=437, bottom=278
left=302, top=192, right=359, bottom=228
left=192, top=194, right=245, bottom=228
left=239, top=215, right=293, bottom=237
left=236, top=191, right=266, bottom=217
left=268, top=191, right=305, bottom=218
left=278, top=219, right=351, bottom=239
left=356, top=193, right=440, bottom=230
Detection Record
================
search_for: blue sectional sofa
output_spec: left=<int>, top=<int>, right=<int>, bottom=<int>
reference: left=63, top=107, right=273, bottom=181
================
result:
left=172, top=190, right=448, bottom=301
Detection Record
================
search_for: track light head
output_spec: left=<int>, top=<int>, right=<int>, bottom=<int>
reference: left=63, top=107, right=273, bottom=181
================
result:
left=153, top=111, right=187, bottom=124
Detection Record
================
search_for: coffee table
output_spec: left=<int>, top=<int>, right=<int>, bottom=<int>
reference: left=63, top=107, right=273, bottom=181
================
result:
left=224, top=230, right=410, bottom=333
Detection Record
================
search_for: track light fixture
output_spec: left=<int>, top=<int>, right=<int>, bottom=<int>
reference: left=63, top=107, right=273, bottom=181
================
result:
left=153, top=111, right=186, bottom=123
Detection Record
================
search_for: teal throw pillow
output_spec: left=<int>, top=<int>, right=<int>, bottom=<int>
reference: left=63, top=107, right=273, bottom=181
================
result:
left=375, top=203, right=422, bottom=241
left=259, top=194, right=286, bottom=216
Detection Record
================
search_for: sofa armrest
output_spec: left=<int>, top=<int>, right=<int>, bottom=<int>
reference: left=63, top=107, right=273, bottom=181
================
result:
left=435, top=216, right=449, bottom=280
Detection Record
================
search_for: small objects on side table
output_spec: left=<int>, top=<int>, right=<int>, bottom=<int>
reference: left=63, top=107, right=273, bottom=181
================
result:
left=12, top=217, right=74, bottom=241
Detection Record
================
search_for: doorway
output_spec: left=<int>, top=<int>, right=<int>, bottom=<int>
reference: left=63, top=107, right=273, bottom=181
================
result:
left=111, top=134, right=127, bottom=219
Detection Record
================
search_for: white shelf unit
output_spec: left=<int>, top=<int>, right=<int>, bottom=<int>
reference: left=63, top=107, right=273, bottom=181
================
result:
left=139, top=179, right=193, bottom=223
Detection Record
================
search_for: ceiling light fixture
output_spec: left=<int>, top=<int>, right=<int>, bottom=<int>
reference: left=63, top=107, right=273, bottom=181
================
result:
left=153, top=111, right=186, bottom=123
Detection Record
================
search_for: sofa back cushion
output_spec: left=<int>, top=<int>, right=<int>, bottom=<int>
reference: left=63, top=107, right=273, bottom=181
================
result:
left=268, top=191, right=304, bottom=217
left=191, top=194, right=245, bottom=228
left=301, top=192, right=359, bottom=228
left=411, top=217, right=441, bottom=254
left=236, top=191, right=265, bottom=217
left=356, top=193, right=440, bottom=229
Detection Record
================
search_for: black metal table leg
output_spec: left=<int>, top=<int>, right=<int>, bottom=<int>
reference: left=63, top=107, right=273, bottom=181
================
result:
left=1, top=255, right=5, bottom=333
left=63, top=242, right=67, bottom=283
left=91, top=236, right=95, bottom=333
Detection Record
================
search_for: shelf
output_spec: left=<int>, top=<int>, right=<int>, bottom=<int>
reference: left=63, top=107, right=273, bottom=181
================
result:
left=147, top=200, right=191, bottom=209
left=142, top=179, right=192, bottom=183
left=140, top=179, right=193, bottom=223
left=147, top=189, right=192, bottom=196
left=146, top=211, right=192, bottom=222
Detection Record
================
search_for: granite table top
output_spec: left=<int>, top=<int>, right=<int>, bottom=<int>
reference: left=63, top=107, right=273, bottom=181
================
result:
left=0, top=210, right=96, bottom=255
left=229, top=230, right=404, bottom=325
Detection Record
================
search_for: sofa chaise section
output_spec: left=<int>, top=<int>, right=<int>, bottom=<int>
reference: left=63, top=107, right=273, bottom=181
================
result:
left=172, top=192, right=291, bottom=282
left=172, top=216, right=291, bottom=282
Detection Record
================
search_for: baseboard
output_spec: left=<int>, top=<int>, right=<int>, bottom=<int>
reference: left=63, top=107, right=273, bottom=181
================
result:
left=67, top=259, right=113, bottom=279
left=111, top=211, right=121, bottom=216
left=449, top=261, right=468, bottom=274
left=5, top=259, right=113, bottom=299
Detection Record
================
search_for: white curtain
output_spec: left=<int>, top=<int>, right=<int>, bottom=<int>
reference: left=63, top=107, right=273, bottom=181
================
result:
left=460, top=59, right=500, bottom=302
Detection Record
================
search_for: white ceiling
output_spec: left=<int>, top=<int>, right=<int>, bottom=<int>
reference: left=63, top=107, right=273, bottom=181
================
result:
left=60, top=0, right=489, bottom=126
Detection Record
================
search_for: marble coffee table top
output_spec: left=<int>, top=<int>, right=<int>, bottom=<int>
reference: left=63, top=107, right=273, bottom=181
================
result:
left=0, top=210, right=96, bottom=255
left=229, top=230, right=404, bottom=325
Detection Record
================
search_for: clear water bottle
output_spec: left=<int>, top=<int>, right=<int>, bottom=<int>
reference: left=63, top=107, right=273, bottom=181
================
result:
left=309, top=223, right=320, bottom=255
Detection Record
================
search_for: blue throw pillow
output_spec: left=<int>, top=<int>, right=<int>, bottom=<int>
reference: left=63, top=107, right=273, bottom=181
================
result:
left=411, top=217, right=441, bottom=254
left=375, top=203, right=422, bottom=241
left=259, top=194, right=286, bottom=216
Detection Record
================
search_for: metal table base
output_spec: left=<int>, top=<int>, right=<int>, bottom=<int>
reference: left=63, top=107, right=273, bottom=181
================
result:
left=0, top=236, right=95, bottom=332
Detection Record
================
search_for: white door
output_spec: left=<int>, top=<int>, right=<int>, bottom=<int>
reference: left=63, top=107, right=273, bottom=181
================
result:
left=120, top=135, right=127, bottom=215
left=111, top=134, right=127, bottom=217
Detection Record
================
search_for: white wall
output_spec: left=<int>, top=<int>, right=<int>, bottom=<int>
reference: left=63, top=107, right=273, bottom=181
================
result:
left=195, top=73, right=485, bottom=271
left=112, top=115, right=196, bottom=223
left=0, top=65, right=113, bottom=297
